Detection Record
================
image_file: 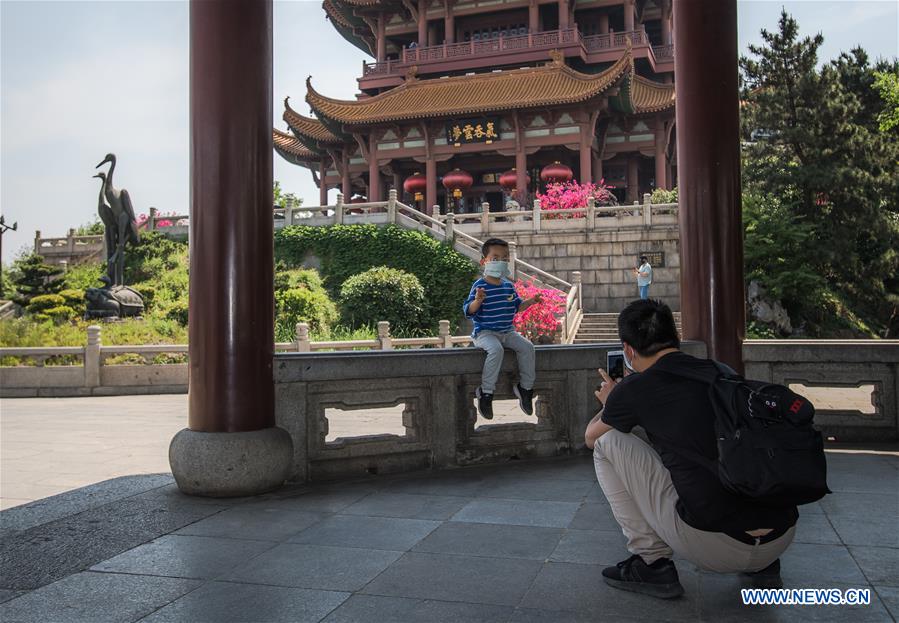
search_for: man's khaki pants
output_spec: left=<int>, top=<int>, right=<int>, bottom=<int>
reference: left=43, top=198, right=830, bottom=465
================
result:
left=593, top=429, right=795, bottom=573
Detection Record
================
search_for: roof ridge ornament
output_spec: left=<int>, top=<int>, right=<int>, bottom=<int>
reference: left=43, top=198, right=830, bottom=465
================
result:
left=405, top=65, right=419, bottom=83
left=548, top=49, right=564, bottom=67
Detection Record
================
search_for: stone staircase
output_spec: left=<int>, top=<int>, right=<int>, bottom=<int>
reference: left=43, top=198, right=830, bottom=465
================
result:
left=574, top=312, right=683, bottom=344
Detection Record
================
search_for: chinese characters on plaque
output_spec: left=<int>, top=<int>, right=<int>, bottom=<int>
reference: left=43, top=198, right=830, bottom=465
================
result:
left=446, top=117, right=500, bottom=146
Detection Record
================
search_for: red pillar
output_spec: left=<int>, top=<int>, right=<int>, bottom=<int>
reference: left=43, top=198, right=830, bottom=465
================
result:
left=599, top=13, right=609, bottom=35
left=418, top=0, right=427, bottom=45
left=319, top=160, right=328, bottom=205
left=661, top=6, right=672, bottom=45
left=592, top=154, right=603, bottom=184
left=579, top=138, right=592, bottom=185
left=189, top=0, right=273, bottom=433
left=444, top=2, right=455, bottom=43
left=624, top=0, right=634, bottom=32
left=674, top=0, right=744, bottom=371
left=426, top=157, right=437, bottom=215
left=368, top=150, right=382, bottom=202
left=515, top=150, right=527, bottom=200
left=341, top=154, right=351, bottom=198
left=558, top=0, right=569, bottom=29
left=529, top=0, right=539, bottom=32
left=654, top=121, right=667, bottom=190
left=376, top=13, right=386, bottom=61
left=626, top=154, right=638, bottom=202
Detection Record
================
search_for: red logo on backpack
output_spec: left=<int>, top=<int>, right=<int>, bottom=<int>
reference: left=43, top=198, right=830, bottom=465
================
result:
left=789, top=399, right=804, bottom=414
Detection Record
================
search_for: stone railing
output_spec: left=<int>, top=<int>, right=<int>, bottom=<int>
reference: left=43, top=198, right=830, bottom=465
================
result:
left=33, top=229, right=104, bottom=267
left=0, top=321, right=476, bottom=397
left=278, top=190, right=585, bottom=343
left=275, top=341, right=708, bottom=482
left=743, top=340, right=899, bottom=442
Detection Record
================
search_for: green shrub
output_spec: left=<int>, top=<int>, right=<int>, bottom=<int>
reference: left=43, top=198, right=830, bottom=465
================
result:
left=63, top=263, right=105, bottom=291
left=275, top=287, right=338, bottom=341
left=650, top=187, right=678, bottom=203
left=164, top=300, right=189, bottom=326
left=275, top=224, right=477, bottom=331
left=42, top=305, right=77, bottom=322
left=339, top=267, right=425, bottom=333
left=10, top=254, right=64, bottom=306
left=129, top=284, right=157, bottom=309
left=26, top=294, right=66, bottom=314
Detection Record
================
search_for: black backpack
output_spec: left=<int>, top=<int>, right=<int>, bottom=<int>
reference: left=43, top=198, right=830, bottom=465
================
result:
left=664, top=362, right=831, bottom=507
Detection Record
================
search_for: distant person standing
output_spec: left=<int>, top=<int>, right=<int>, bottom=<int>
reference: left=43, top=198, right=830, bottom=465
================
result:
left=634, top=255, right=653, bottom=299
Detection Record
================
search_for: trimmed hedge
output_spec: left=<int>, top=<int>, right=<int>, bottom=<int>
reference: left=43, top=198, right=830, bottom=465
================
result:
left=275, top=224, right=478, bottom=331
left=339, top=267, right=425, bottom=333
left=275, top=287, right=338, bottom=341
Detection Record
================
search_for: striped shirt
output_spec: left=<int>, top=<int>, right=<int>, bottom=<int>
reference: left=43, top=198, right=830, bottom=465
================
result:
left=463, top=277, right=522, bottom=337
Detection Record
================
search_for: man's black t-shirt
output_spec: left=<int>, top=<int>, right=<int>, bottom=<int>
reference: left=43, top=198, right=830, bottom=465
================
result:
left=601, top=351, right=798, bottom=535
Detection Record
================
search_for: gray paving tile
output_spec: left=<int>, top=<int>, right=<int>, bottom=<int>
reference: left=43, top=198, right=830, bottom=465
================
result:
left=0, top=571, right=200, bottom=623
left=264, top=485, right=375, bottom=514
left=794, top=513, right=842, bottom=545
left=699, top=574, right=891, bottom=622
left=567, top=502, right=620, bottom=531
left=361, top=551, right=542, bottom=606
left=476, top=476, right=594, bottom=502
left=383, top=472, right=488, bottom=497
left=520, top=561, right=700, bottom=620
left=91, top=534, right=274, bottom=580
left=341, top=492, right=470, bottom=520
left=139, top=581, right=349, bottom=623
left=780, top=542, right=868, bottom=586
left=826, top=464, right=899, bottom=495
left=322, top=594, right=513, bottom=623
left=830, top=514, right=899, bottom=548
left=820, top=492, right=899, bottom=520
left=174, top=506, right=324, bottom=541
left=549, top=529, right=630, bottom=566
left=225, top=543, right=402, bottom=591
left=875, top=585, right=899, bottom=620
left=511, top=607, right=660, bottom=623
left=412, top=521, right=563, bottom=560
left=0, top=590, right=25, bottom=605
left=451, top=498, right=579, bottom=528
left=288, top=515, right=440, bottom=551
left=850, top=546, right=899, bottom=586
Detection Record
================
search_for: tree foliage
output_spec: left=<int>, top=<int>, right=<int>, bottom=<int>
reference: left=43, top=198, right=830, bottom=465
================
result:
left=10, top=254, right=64, bottom=307
left=740, top=10, right=899, bottom=336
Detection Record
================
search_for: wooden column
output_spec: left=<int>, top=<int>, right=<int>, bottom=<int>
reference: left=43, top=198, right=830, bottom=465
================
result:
left=528, top=0, right=538, bottom=32
left=444, top=2, right=454, bottom=43
left=592, top=153, right=603, bottom=183
left=515, top=150, right=527, bottom=200
left=189, top=0, right=273, bottom=433
left=368, top=136, right=381, bottom=201
left=626, top=154, right=638, bottom=202
left=654, top=120, right=667, bottom=190
left=341, top=153, right=351, bottom=198
left=426, top=157, right=437, bottom=215
left=319, top=160, right=328, bottom=205
left=624, top=0, right=634, bottom=32
left=598, top=13, right=609, bottom=34
left=376, top=13, right=386, bottom=61
left=674, top=0, right=744, bottom=370
left=417, top=0, right=427, bottom=45
left=661, top=7, right=672, bottom=45
left=558, top=0, right=569, bottom=29
left=579, top=134, right=592, bottom=185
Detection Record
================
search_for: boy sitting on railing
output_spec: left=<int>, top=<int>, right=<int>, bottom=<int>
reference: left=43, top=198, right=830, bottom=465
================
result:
left=463, top=237, right=542, bottom=420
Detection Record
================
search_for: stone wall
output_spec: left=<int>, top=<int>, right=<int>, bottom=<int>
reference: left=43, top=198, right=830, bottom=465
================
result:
left=508, top=225, right=681, bottom=312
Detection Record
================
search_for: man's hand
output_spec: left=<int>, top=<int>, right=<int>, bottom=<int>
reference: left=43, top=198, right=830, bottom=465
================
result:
left=475, top=287, right=487, bottom=302
left=595, top=368, right=617, bottom=405
left=532, top=292, right=543, bottom=304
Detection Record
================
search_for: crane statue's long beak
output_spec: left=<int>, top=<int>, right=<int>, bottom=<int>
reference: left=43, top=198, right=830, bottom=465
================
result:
left=96, top=159, right=109, bottom=168
left=92, top=173, right=102, bottom=179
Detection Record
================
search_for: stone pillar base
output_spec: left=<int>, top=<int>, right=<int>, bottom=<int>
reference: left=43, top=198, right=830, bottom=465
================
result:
left=169, top=426, right=293, bottom=497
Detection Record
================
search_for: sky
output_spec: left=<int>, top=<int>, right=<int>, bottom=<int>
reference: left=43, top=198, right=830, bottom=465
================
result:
left=1, top=0, right=897, bottom=263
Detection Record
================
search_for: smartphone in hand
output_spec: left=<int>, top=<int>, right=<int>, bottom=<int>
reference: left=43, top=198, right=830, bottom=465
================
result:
left=607, top=350, right=624, bottom=381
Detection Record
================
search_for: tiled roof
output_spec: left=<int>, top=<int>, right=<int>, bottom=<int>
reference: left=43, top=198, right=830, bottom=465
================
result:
left=307, top=52, right=632, bottom=125
left=273, top=129, right=320, bottom=164
left=283, top=99, right=343, bottom=144
left=631, top=75, right=675, bottom=113
left=323, top=0, right=353, bottom=29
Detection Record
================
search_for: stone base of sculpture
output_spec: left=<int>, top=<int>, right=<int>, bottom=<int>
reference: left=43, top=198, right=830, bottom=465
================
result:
left=85, top=278, right=145, bottom=321
left=169, top=427, right=294, bottom=497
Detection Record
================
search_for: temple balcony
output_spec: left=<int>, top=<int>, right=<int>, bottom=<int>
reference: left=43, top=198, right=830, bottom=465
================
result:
left=359, top=27, right=675, bottom=90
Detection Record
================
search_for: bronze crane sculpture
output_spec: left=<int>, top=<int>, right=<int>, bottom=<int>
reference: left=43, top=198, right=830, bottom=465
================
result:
left=92, top=172, right=117, bottom=283
left=95, top=153, right=140, bottom=286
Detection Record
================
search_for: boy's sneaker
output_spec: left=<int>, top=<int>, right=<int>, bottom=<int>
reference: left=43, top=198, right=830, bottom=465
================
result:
left=741, top=559, right=783, bottom=589
left=513, top=384, right=534, bottom=415
left=475, top=387, right=494, bottom=420
left=602, top=555, right=685, bottom=599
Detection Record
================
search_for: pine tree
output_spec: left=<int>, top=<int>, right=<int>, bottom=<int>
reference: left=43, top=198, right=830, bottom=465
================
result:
left=740, top=9, right=899, bottom=336
left=11, top=254, right=64, bottom=307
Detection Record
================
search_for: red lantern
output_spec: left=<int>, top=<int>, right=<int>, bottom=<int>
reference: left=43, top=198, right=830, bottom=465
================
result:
left=499, top=168, right=531, bottom=191
left=403, top=172, right=427, bottom=201
left=540, top=161, right=573, bottom=184
left=442, top=168, right=473, bottom=198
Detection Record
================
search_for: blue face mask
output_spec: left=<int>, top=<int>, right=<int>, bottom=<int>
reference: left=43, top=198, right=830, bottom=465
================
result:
left=623, top=347, right=635, bottom=373
left=484, top=260, right=509, bottom=278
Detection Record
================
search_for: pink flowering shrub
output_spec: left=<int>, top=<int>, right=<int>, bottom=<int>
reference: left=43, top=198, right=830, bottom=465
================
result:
left=536, top=180, right=617, bottom=219
left=513, top=280, right=566, bottom=342
left=134, top=211, right=183, bottom=229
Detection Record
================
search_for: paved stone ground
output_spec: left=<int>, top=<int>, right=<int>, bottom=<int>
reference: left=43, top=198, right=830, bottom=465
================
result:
left=0, top=389, right=874, bottom=510
left=1, top=448, right=897, bottom=622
